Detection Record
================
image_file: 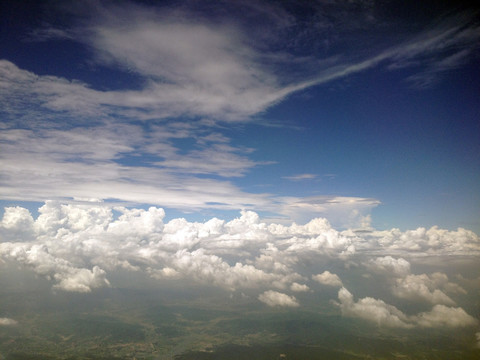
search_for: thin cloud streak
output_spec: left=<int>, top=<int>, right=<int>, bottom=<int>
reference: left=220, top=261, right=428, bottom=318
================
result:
left=6, top=4, right=478, bottom=122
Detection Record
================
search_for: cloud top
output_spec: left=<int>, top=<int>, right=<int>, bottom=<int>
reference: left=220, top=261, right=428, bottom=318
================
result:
left=312, top=271, right=343, bottom=287
left=258, top=290, right=299, bottom=308
left=337, top=287, right=478, bottom=329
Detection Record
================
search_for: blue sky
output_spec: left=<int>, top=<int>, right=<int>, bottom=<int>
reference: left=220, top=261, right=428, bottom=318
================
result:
left=1, top=0, right=479, bottom=232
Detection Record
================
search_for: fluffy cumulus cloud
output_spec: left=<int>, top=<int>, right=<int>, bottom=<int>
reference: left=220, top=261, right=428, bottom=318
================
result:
left=365, top=256, right=467, bottom=306
left=312, top=271, right=343, bottom=287
left=258, top=290, right=299, bottom=308
left=53, top=266, right=110, bottom=293
left=366, top=256, right=411, bottom=277
left=414, top=305, right=478, bottom=328
left=336, top=287, right=478, bottom=329
left=0, top=202, right=478, bottom=332
left=358, top=227, right=480, bottom=255
left=392, top=273, right=456, bottom=306
left=337, top=287, right=413, bottom=328
left=0, top=206, right=35, bottom=242
left=290, top=282, right=310, bottom=292
left=0, top=242, right=111, bottom=293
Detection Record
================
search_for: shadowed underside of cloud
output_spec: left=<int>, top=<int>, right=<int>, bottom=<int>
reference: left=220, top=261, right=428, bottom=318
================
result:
left=0, top=202, right=478, bottom=329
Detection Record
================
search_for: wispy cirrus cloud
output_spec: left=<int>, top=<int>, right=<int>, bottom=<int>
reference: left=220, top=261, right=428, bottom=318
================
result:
left=15, top=2, right=479, bottom=121
left=282, top=173, right=318, bottom=181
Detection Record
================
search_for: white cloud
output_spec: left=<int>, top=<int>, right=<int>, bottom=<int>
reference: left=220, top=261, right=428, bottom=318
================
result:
left=0, top=242, right=111, bottom=293
left=312, top=271, right=343, bottom=287
left=282, top=174, right=317, bottom=181
left=290, top=282, right=310, bottom=292
left=7, top=14, right=474, bottom=127
left=366, top=257, right=465, bottom=306
left=336, top=287, right=477, bottom=329
left=336, top=287, right=413, bottom=328
left=392, top=274, right=456, bottom=306
left=108, top=207, right=165, bottom=238
left=0, top=202, right=478, bottom=340
left=367, top=256, right=411, bottom=277
left=271, top=217, right=358, bottom=257
left=0, top=95, right=384, bottom=225
left=0, top=202, right=478, bottom=311
left=258, top=290, right=299, bottom=307
left=0, top=318, right=18, bottom=326
left=53, top=266, right=111, bottom=293
left=0, top=123, right=274, bottom=214
left=0, top=206, right=35, bottom=242
left=414, top=305, right=478, bottom=328
left=0, top=206, right=35, bottom=231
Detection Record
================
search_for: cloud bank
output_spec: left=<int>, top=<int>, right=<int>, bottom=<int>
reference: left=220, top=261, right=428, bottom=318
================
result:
left=1, top=202, right=478, bottom=331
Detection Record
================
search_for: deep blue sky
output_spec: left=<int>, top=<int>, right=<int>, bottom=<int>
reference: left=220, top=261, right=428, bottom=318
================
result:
left=1, top=0, right=479, bottom=232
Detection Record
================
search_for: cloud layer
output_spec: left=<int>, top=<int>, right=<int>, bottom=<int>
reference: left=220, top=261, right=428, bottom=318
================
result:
left=1, top=203, right=478, bottom=330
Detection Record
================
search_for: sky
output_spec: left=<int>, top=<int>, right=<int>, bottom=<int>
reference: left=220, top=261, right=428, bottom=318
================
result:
left=0, top=0, right=479, bottom=232
left=1, top=0, right=480, bottom=355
